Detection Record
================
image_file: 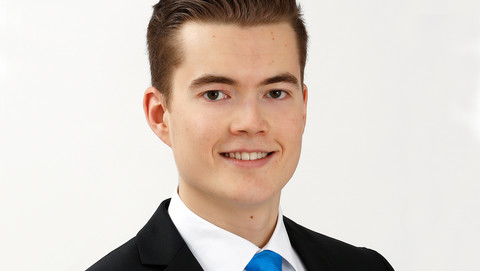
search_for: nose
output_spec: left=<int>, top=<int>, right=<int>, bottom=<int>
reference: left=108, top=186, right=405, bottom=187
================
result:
left=229, top=99, right=269, bottom=136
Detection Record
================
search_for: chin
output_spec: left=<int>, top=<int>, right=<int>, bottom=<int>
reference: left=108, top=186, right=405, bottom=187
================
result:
left=224, top=184, right=282, bottom=207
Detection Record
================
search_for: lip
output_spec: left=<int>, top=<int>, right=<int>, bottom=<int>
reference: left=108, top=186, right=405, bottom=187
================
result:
left=221, top=149, right=272, bottom=153
left=219, top=151, right=276, bottom=168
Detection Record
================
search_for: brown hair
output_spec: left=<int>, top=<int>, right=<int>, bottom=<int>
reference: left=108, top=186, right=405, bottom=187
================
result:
left=147, top=0, right=308, bottom=104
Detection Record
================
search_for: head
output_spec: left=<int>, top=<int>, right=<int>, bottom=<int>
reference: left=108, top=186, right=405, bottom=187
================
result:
left=144, top=0, right=309, bottom=214
left=147, top=0, right=308, bottom=106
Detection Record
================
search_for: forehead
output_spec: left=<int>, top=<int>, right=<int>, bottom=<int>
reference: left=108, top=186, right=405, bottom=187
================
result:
left=173, top=22, right=301, bottom=86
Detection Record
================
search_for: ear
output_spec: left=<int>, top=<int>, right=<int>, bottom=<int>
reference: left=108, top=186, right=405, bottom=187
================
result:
left=143, top=87, right=171, bottom=147
left=302, top=84, right=308, bottom=128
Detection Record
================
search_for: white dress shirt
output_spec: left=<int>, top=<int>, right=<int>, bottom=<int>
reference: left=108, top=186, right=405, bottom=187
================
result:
left=168, top=191, right=306, bottom=271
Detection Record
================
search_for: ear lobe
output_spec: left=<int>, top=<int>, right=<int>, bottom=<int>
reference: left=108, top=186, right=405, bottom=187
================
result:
left=143, top=87, right=171, bottom=147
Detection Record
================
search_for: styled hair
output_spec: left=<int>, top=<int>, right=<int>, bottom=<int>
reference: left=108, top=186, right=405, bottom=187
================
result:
left=147, top=0, right=308, bottom=104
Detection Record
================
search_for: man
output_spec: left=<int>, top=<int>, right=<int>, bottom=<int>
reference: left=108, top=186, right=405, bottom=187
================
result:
left=88, top=0, right=394, bottom=270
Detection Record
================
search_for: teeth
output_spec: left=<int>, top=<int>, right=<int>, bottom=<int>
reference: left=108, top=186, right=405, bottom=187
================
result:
left=224, top=152, right=269, bottom=161
left=241, top=152, right=249, bottom=160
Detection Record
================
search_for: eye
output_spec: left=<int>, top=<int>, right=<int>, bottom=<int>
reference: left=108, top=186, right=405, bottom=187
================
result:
left=203, top=91, right=228, bottom=101
left=266, top=90, right=287, bottom=99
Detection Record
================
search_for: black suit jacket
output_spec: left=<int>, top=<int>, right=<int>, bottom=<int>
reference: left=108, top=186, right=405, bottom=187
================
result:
left=87, top=199, right=394, bottom=270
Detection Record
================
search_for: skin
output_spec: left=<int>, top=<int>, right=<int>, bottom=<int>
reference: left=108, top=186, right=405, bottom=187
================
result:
left=144, top=22, right=307, bottom=247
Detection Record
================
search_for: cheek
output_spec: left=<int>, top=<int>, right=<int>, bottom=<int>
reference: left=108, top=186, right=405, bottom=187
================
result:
left=171, top=112, right=220, bottom=155
left=275, top=109, right=305, bottom=141
left=279, top=112, right=305, bottom=171
left=277, top=112, right=305, bottom=170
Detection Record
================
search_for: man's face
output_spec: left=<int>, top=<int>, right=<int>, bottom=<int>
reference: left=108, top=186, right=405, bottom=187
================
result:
left=159, top=22, right=307, bottom=207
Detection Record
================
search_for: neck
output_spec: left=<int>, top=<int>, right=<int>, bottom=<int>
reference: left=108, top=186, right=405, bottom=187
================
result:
left=178, top=184, right=280, bottom=248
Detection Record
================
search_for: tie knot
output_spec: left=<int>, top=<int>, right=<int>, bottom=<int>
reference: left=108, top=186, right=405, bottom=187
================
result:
left=245, top=250, right=282, bottom=271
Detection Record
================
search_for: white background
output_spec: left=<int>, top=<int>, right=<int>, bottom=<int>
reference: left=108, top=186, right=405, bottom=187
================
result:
left=1, top=0, right=479, bottom=270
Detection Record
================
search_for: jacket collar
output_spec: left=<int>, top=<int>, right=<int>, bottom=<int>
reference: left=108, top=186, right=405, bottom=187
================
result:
left=136, top=199, right=203, bottom=270
left=135, top=198, right=332, bottom=271
left=284, top=216, right=333, bottom=271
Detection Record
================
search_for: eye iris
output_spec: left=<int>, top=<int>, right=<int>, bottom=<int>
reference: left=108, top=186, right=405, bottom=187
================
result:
left=270, top=90, right=282, bottom=98
left=207, top=91, right=219, bottom=100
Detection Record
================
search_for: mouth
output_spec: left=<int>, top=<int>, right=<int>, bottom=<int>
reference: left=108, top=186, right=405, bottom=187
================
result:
left=220, top=151, right=274, bottom=161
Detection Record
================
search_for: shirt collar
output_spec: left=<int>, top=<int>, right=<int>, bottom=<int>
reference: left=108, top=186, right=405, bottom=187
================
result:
left=262, top=208, right=302, bottom=270
left=168, top=190, right=300, bottom=271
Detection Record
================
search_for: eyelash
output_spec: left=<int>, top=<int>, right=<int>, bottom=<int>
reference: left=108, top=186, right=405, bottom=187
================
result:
left=202, top=89, right=289, bottom=101
left=266, top=90, right=288, bottom=99
left=203, top=90, right=229, bottom=101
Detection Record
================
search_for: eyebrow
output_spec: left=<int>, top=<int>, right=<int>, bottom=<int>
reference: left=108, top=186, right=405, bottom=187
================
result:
left=189, top=72, right=300, bottom=89
left=260, top=73, right=299, bottom=87
left=189, top=75, right=238, bottom=89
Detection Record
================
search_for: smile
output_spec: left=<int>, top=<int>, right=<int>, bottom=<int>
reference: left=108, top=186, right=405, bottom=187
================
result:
left=221, top=152, right=272, bottom=161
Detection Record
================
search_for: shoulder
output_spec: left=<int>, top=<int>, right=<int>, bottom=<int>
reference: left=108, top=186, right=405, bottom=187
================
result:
left=283, top=217, right=394, bottom=271
left=86, top=237, right=152, bottom=271
left=86, top=199, right=182, bottom=271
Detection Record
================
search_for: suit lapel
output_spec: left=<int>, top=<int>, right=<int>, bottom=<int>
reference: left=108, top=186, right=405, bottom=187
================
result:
left=136, top=199, right=203, bottom=270
left=163, top=244, right=204, bottom=271
left=136, top=200, right=333, bottom=271
left=284, top=216, right=333, bottom=271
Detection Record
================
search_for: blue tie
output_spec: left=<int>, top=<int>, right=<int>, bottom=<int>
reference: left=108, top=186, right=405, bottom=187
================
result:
left=245, top=250, right=282, bottom=271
